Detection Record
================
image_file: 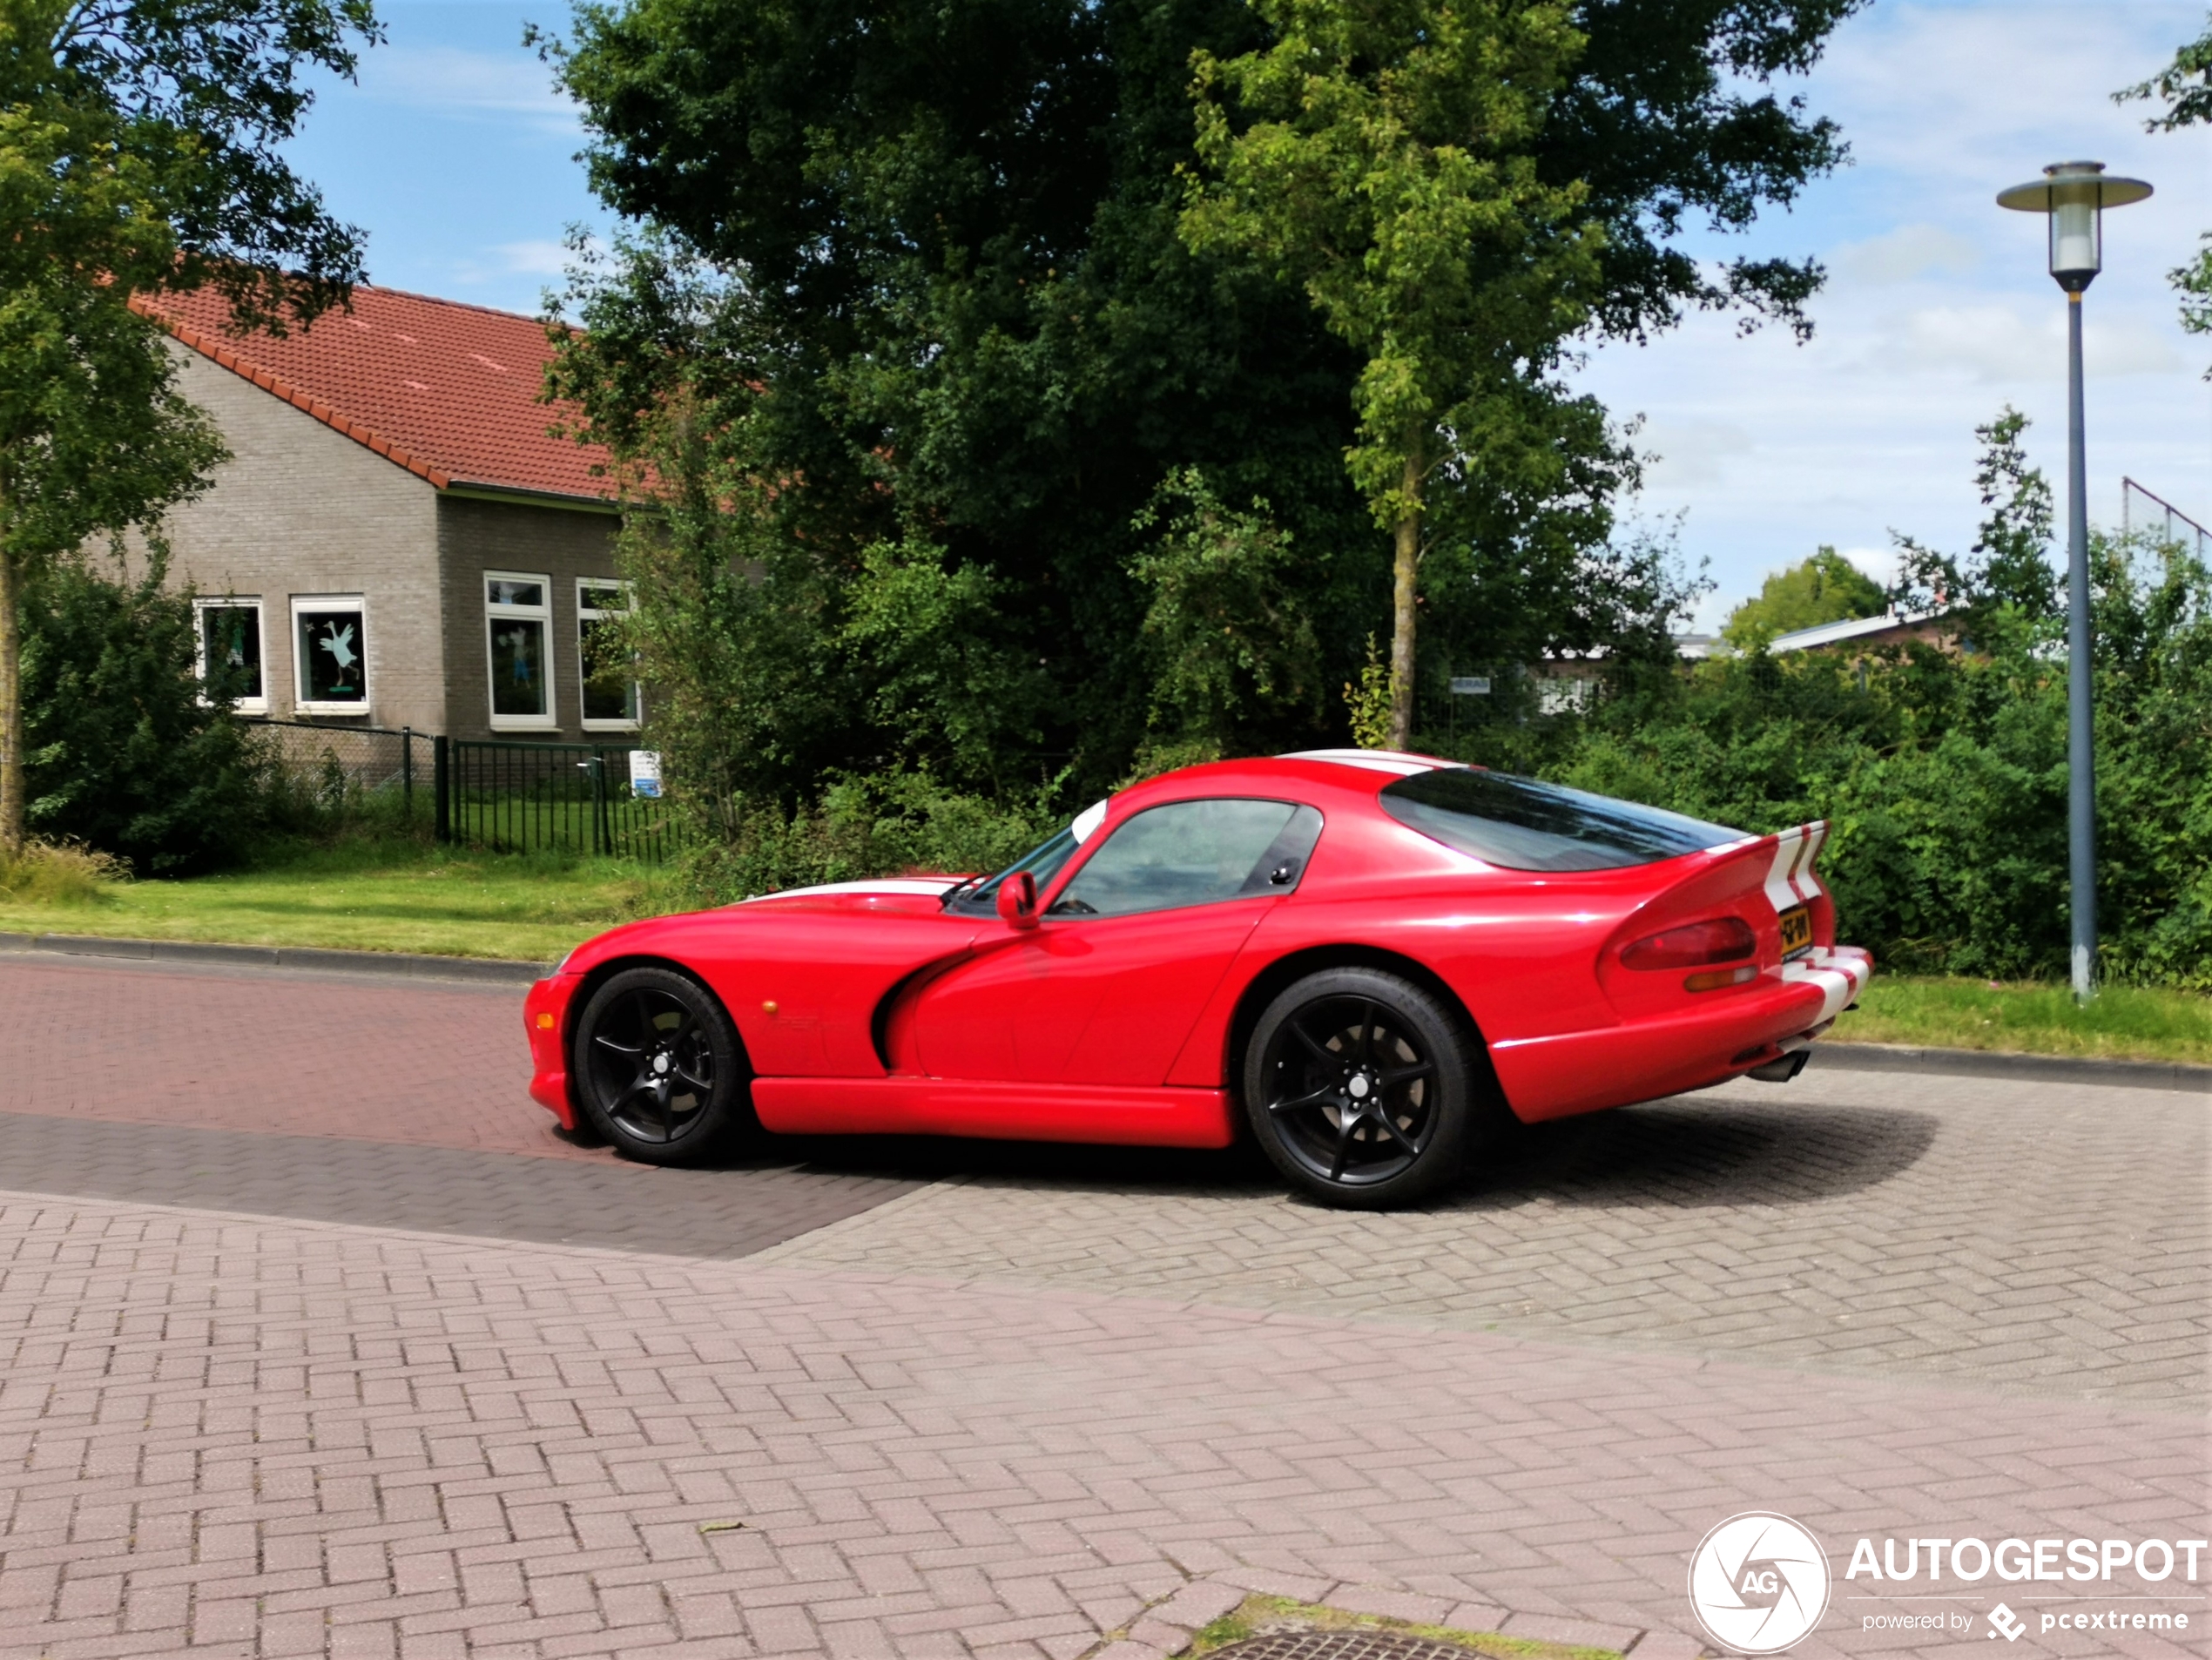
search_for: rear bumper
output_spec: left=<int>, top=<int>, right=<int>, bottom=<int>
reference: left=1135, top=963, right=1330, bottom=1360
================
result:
left=1491, top=947, right=1871, bottom=1122
left=523, top=974, right=583, bottom=1129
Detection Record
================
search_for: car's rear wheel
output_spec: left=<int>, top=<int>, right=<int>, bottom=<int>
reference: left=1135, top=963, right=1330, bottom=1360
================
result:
left=573, top=967, right=752, bottom=1164
left=1244, top=968, right=1490, bottom=1209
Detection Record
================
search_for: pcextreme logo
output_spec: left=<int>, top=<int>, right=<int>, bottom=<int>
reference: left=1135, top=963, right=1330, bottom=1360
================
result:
left=1687, top=1512, right=1832, bottom=1655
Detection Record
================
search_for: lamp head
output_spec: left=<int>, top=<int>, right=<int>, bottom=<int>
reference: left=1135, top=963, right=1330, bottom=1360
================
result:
left=1997, top=161, right=2154, bottom=294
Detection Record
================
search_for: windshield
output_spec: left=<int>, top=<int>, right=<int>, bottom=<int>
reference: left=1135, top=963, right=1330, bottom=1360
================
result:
left=1379, top=768, right=1746, bottom=873
left=943, top=800, right=1109, bottom=912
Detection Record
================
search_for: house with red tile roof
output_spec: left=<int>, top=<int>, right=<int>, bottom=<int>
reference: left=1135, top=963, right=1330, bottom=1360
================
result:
left=133, top=283, right=637, bottom=740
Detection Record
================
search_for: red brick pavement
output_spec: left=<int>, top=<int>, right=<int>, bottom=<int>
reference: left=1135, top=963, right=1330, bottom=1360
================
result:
left=0, top=956, right=586, bottom=1161
left=0, top=1192, right=2201, bottom=1660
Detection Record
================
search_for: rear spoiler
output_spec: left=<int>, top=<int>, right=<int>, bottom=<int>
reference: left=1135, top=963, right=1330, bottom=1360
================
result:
left=1760, top=821, right=1829, bottom=915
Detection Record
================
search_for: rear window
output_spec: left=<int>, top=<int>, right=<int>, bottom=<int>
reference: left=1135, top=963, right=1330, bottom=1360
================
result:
left=1379, top=768, right=1747, bottom=872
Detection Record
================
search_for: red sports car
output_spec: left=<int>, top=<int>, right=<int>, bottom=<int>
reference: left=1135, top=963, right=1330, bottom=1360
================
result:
left=523, top=750, right=1871, bottom=1207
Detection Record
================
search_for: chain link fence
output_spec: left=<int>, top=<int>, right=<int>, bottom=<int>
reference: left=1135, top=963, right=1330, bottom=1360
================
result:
left=248, top=719, right=428, bottom=826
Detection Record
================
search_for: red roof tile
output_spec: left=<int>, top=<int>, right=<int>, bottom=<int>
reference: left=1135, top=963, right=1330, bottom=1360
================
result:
left=135, top=283, right=613, bottom=504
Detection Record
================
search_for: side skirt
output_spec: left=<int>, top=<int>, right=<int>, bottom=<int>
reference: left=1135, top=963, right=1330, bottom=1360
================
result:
left=749, top=1076, right=1234, bottom=1149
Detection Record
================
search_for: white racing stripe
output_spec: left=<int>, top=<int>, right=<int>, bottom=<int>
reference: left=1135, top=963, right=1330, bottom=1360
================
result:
left=1277, top=748, right=1456, bottom=776
left=1764, top=827, right=1807, bottom=914
left=1764, top=820, right=1831, bottom=914
left=744, top=878, right=965, bottom=902
left=1782, top=946, right=1872, bottom=1022
left=1792, top=820, right=1829, bottom=903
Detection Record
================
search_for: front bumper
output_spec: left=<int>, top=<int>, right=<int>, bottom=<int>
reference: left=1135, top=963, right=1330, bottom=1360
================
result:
left=523, top=974, right=583, bottom=1129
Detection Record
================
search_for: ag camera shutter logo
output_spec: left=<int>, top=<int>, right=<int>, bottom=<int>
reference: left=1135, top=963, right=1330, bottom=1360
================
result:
left=1688, top=1512, right=1832, bottom=1653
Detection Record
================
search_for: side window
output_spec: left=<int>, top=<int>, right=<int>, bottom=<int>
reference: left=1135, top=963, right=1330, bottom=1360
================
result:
left=195, top=598, right=266, bottom=713
left=1051, top=799, right=1324, bottom=918
left=485, top=572, right=555, bottom=729
left=577, top=578, right=640, bottom=729
left=293, top=596, right=368, bottom=714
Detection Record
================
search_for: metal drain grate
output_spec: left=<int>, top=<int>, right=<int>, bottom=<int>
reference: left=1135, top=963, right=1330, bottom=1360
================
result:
left=1207, top=1629, right=1490, bottom=1660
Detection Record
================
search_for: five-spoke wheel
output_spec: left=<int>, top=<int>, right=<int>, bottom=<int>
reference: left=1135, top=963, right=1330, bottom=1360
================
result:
left=573, top=966, right=752, bottom=1164
left=1244, top=968, right=1490, bottom=1207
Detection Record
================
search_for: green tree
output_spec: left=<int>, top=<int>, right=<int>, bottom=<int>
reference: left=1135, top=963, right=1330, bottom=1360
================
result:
left=2120, top=14, right=2212, bottom=368
left=1722, top=547, right=1886, bottom=649
left=1179, top=0, right=1602, bottom=748
left=0, top=0, right=379, bottom=854
left=546, top=0, right=1857, bottom=809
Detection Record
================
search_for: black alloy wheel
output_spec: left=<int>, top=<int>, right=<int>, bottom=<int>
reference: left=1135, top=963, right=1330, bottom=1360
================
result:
left=573, top=966, right=752, bottom=1164
left=1244, top=968, right=1490, bottom=1208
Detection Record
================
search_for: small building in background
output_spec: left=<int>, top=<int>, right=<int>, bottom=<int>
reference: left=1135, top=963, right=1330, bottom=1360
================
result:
left=1765, top=609, right=1950, bottom=656
left=133, top=284, right=633, bottom=741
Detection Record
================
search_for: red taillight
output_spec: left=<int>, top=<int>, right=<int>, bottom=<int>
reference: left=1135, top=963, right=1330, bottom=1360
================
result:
left=1622, top=916, right=1757, bottom=970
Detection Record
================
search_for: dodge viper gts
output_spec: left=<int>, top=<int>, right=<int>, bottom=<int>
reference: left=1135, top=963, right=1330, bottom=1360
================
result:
left=524, top=749, right=1870, bottom=1207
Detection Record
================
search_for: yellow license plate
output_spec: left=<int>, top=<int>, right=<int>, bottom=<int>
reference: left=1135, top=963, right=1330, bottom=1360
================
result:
left=1778, top=904, right=1812, bottom=960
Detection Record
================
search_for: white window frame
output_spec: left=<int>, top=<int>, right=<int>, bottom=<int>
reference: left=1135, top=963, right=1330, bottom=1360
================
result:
left=484, top=570, right=557, bottom=732
left=576, top=577, right=642, bottom=732
left=193, top=597, right=267, bottom=715
left=290, top=594, right=370, bottom=716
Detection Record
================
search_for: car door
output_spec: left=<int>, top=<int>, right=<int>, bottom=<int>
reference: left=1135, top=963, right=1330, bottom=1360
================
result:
left=911, top=798, right=1323, bottom=1087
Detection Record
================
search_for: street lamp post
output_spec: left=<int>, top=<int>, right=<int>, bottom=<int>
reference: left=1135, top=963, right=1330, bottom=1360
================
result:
left=1996, top=160, right=2151, bottom=1003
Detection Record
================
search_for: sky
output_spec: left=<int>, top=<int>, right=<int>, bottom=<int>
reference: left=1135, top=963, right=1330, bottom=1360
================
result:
left=282, top=0, right=2212, bottom=626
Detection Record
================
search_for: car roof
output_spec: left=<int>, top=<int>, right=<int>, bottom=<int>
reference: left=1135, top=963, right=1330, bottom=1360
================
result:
left=1110, top=750, right=1467, bottom=813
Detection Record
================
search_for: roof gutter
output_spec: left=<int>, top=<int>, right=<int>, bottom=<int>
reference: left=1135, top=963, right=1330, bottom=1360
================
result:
left=440, top=479, right=621, bottom=516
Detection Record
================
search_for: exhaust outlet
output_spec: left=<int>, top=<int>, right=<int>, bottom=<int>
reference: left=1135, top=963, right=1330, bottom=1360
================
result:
left=1746, top=1049, right=1811, bottom=1083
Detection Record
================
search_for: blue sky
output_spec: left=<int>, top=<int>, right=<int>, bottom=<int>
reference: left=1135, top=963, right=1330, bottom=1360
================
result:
left=285, top=0, right=2212, bottom=624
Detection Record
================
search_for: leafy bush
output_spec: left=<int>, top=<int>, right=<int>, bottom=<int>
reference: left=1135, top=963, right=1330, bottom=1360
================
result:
left=1433, top=415, right=2212, bottom=989
left=19, top=549, right=272, bottom=873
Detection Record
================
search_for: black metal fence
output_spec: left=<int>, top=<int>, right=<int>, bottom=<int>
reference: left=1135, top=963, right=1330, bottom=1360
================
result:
left=437, top=737, right=677, bottom=863
left=247, top=722, right=676, bottom=864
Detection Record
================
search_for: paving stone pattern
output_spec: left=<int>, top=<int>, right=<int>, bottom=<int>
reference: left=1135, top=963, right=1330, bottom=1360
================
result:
left=756, top=1070, right=2212, bottom=1407
left=0, top=955, right=2205, bottom=1660
left=0, top=1112, right=916, bottom=1261
left=0, top=1194, right=2200, bottom=1660
left=0, top=956, right=576, bottom=1160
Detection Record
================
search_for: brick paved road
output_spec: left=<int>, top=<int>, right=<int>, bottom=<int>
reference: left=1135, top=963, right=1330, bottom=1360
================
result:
left=0, top=955, right=574, bottom=1160
left=0, top=955, right=2202, bottom=1659
left=759, top=1069, right=2210, bottom=1407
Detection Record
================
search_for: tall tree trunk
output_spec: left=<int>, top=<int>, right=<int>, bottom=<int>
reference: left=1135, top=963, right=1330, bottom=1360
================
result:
left=0, top=523, right=21, bottom=860
left=1386, top=444, right=1420, bottom=750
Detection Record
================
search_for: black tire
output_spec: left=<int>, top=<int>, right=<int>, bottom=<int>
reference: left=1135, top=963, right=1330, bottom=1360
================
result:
left=571, top=966, right=753, bottom=1165
left=1242, top=968, right=1491, bottom=1209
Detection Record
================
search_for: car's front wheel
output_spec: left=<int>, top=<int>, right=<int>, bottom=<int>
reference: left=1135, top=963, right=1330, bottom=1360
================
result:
left=573, top=966, right=752, bottom=1164
left=1244, top=968, right=1492, bottom=1209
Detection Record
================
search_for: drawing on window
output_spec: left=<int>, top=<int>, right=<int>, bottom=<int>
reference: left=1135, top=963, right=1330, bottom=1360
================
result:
left=296, top=607, right=368, bottom=705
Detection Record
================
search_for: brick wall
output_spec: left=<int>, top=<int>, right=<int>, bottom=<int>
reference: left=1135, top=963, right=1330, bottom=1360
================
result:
left=436, top=495, right=624, bottom=742
left=153, top=345, right=624, bottom=739
left=156, top=347, right=444, bottom=731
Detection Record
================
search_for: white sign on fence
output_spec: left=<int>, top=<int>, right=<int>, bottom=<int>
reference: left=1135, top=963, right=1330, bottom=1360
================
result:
left=1449, top=676, right=1492, bottom=696
left=628, top=750, right=663, bottom=800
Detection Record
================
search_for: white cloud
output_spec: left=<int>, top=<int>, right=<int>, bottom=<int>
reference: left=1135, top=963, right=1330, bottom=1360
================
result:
left=1575, top=0, right=2209, bottom=615
left=1830, top=223, right=1981, bottom=287
left=1839, top=545, right=1900, bottom=586
left=490, top=240, right=574, bottom=276
left=1640, top=418, right=1752, bottom=488
left=356, top=44, right=578, bottom=131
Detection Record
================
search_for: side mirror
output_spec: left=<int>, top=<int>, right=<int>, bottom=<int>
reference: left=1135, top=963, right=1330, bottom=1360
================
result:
left=996, top=871, right=1039, bottom=929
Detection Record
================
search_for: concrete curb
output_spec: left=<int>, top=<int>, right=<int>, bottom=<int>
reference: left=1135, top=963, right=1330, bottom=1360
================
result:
left=0, top=931, right=549, bottom=985
left=1085, top=1569, right=1707, bottom=1658
left=1813, top=1039, right=2211, bottom=1094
